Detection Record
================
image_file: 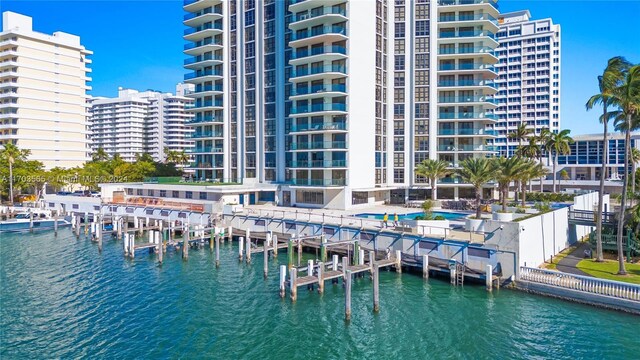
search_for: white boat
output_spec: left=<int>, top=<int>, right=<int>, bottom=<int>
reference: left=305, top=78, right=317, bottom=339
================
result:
left=0, top=211, right=71, bottom=233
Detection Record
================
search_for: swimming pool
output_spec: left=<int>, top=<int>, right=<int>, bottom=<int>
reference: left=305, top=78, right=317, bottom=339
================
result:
left=354, top=211, right=468, bottom=221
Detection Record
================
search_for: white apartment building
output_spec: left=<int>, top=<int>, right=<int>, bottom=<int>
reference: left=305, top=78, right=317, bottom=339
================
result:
left=183, top=0, right=502, bottom=209
left=0, top=11, right=92, bottom=169
left=492, top=10, right=561, bottom=157
left=89, top=84, right=194, bottom=163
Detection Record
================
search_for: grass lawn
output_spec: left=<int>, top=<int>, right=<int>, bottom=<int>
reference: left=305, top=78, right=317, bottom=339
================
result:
left=576, top=259, right=640, bottom=285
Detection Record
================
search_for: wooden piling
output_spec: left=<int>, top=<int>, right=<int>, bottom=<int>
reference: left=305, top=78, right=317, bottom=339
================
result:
left=345, top=270, right=352, bottom=321
left=158, top=231, right=164, bottom=264
left=210, top=226, right=215, bottom=252
left=245, top=236, right=251, bottom=264
left=297, top=239, right=302, bottom=267
left=272, top=234, right=278, bottom=258
left=263, top=242, right=269, bottom=279
left=287, top=239, right=294, bottom=269
left=75, top=214, right=80, bottom=238
left=369, top=251, right=375, bottom=274
left=84, top=213, right=88, bottom=237
left=423, top=254, right=429, bottom=279
left=290, top=268, right=298, bottom=302
left=215, top=235, right=220, bottom=268
left=97, top=214, right=103, bottom=253
left=182, top=225, right=189, bottom=260
left=486, top=264, right=493, bottom=291
left=29, top=211, right=34, bottom=232
left=320, top=235, right=327, bottom=262
left=332, top=254, right=339, bottom=271
left=353, top=240, right=359, bottom=265
left=373, top=264, right=380, bottom=313
left=395, top=250, right=402, bottom=273
left=318, top=262, right=324, bottom=294
left=239, top=236, right=244, bottom=261
left=358, top=249, right=365, bottom=266
left=342, top=256, right=348, bottom=280
left=279, top=265, right=287, bottom=298
left=54, top=213, right=58, bottom=236
left=130, top=234, right=135, bottom=259
left=307, top=259, right=313, bottom=278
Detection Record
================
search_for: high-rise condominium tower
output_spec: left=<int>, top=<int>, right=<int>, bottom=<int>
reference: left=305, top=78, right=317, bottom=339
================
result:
left=492, top=10, right=561, bottom=157
left=183, top=0, right=503, bottom=209
left=0, top=11, right=92, bottom=169
left=89, top=85, right=194, bottom=163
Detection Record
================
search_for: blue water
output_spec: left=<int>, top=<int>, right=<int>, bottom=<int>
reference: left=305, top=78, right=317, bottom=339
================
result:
left=1, top=229, right=639, bottom=359
left=355, top=211, right=468, bottom=220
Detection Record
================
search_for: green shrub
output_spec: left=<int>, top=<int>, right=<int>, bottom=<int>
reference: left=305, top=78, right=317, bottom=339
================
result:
left=434, top=215, right=446, bottom=220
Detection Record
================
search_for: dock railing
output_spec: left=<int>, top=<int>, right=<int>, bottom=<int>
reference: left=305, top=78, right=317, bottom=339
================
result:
left=242, top=207, right=486, bottom=243
left=519, top=267, right=640, bottom=302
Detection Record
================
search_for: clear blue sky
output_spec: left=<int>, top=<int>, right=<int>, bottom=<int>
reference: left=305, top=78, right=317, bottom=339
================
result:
left=1, top=0, right=639, bottom=135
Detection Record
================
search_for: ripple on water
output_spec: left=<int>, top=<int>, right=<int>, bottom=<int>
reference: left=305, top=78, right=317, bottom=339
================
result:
left=1, top=229, right=639, bottom=359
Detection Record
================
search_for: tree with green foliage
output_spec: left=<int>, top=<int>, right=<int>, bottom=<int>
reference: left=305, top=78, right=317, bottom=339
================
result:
left=457, top=158, right=494, bottom=219
left=586, top=56, right=630, bottom=263
left=545, top=129, right=574, bottom=193
left=493, top=157, right=528, bottom=212
left=0, top=144, right=38, bottom=204
left=508, top=123, right=534, bottom=157
left=517, top=161, right=549, bottom=207
left=415, top=159, right=451, bottom=200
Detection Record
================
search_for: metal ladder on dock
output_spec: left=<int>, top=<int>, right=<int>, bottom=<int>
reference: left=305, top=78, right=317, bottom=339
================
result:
left=451, top=263, right=465, bottom=286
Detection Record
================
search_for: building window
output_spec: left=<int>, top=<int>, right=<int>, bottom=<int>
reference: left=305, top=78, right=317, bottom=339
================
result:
left=352, top=192, right=368, bottom=205
left=136, top=189, right=143, bottom=196
left=395, top=23, right=405, bottom=38
left=147, top=190, right=154, bottom=197
left=159, top=190, right=167, bottom=197
left=172, top=191, right=179, bottom=198
left=296, top=190, right=324, bottom=205
left=186, top=191, right=193, bottom=199
left=415, top=20, right=429, bottom=36
left=199, top=192, right=207, bottom=200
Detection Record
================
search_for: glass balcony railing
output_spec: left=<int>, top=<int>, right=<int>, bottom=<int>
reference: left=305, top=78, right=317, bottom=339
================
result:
left=292, top=7, right=347, bottom=22
left=184, top=69, right=222, bottom=80
left=194, top=99, right=223, bottom=107
left=187, top=131, right=223, bottom=138
left=438, top=46, right=495, bottom=55
left=184, top=22, right=223, bottom=36
left=193, top=84, right=223, bottom=93
left=183, top=6, right=223, bottom=21
left=291, top=64, right=347, bottom=78
left=289, top=141, right=347, bottom=150
left=438, top=112, right=497, bottom=120
left=187, top=146, right=224, bottom=153
left=439, top=30, right=496, bottom=39
left=290, top=103, right=347, bottom=114
left=438, top=80, right=496, bottom=87
left=291, top=45, right=347, bottom=60
left=438, top=177, right=463, bottom=184
left=437, top=144, right=497, bottom=151
left=187, top=115, right=218, bottom=124
left=291, top=84, right=346, bottom=96
left=290, top=121, right=347, bottom=132
left=438, top=13, right=497, bottom=23
left=438, top=96, right=496, bottom=103
left=184, top=54, right=223, bottom=65
left=291, top=25, right=347, bottom=41
left=438, top=63, right=495, bottom=71
left=437, top=0, right=499, bottom=10
left=437, top=128, right=497, bottom=136
left=184, top=39, right=223, bottom=51
left=287, top=160, right=347, bottom=168
left=187, top=163, right=224, bottom=169
left=183, top=0, right=199, bottom=6
left=288, top=178, right=346, bottom=186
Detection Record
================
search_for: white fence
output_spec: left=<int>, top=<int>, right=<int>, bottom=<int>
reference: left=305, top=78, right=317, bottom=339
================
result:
left=519, top=267, right=640, bottom=302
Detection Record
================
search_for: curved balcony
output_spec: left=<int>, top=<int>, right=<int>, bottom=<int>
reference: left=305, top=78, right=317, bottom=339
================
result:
left=184, top=39, right=223, bottom=56
left=438, top=79, right=497, bottom=90
left=437, top=144, right=497, bottom=152
left=184, top=54, right=223, bottom=69
left=436, top=128, right=496, bottom=136
left=186, top=84, right=224, bottom=96
left=290, top=103, right=347, bottom=117
left=289, top=7, right=347, bottom=29
left=437, top=0, right=499, bottom=16
left=289, top=121, right=347, bottom=133
left=186, top=131, right=223, bottom=139
left=191, top=99, right=223, bottom=110
left=289, top=140, right=347, bottom=150
left=184, top=69, right=223, bottom=83
left=288, top=178, right=346, bottom=187
left=287, top=160, right=347, bottom=168
left=290, top=84, right=346, bottom=100
left=184, top=22, right=223, bottom=41
left=290, top=45, right=347, bottom=65
left=183, top=0, right=221, bottom=13
left=187, top=162, right=224, bottom=169
left=438, top=112, right=497, bottom=121
left=290, top=64, right=347, bottom=82
left=183, top=6, right=223, bottom=27
left=187, top=115, right=219, bottom=124
left=437, top=46, right=498, bottom=62
left=290, top=25, right=348, bottom=47
left=187, top=146, right=224, bottom=153
left=438, top=63, right=497, bottom=75
left=438, top=96, right=497, bottom=107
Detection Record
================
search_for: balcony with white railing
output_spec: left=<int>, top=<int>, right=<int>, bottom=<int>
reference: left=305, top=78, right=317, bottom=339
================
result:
left=289, top=5, right=348, bottom=29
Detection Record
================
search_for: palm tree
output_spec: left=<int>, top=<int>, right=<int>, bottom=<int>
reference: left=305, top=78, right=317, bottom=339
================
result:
left=415, top=159, right=451, bottom=200
left=164, top=147, right=179, bottom=164
left=493, top=157, right=528, bottom=212
left=546, top=129, right=574, bottom=193
left=457, top=158, right=494, bottom=219
left=610, top=64, right=640, bottom=275
left=91, top=148, right=109, bottom=162
left=559, top=169, right=570, bottom=188
left=518, top=161, right=548, bottom=207
left=508, top=123, right=534, bottom=157
left=176, top=150, right=190, bottom=166
left=518, top=137, right=543, bottom=191
left=537, top=128, right=553, bottom=192
left=0, top=143, right=31, bottom=205
left=586, top=56, right=630, bottom=262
